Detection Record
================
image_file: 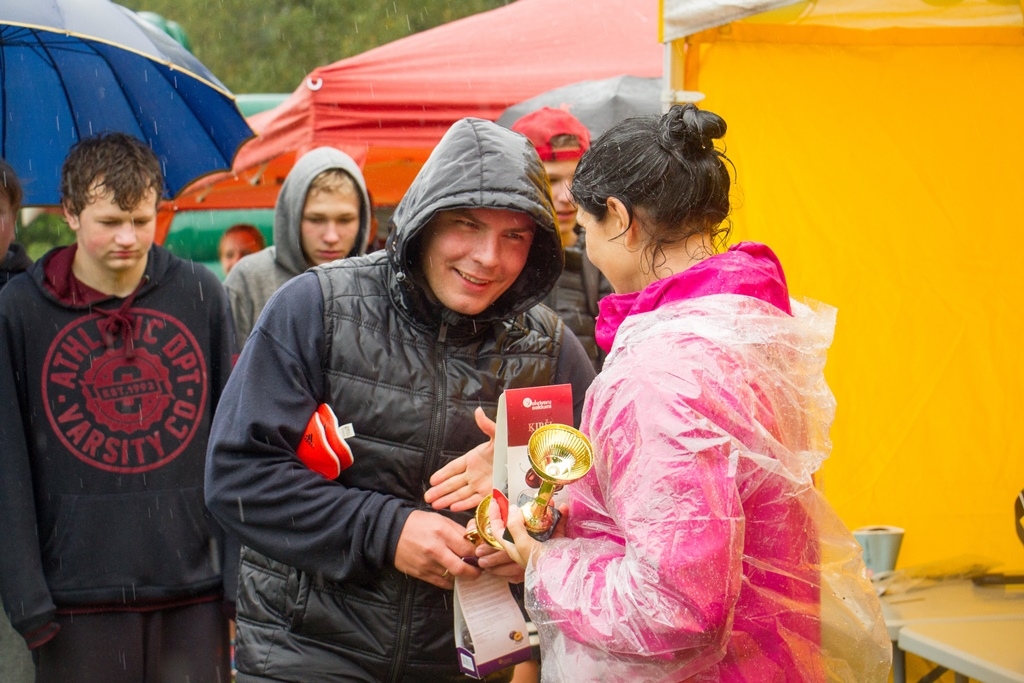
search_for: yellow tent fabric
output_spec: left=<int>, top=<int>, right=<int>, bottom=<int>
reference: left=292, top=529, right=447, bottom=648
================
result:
left=662, top=0, right=1024, bottom=571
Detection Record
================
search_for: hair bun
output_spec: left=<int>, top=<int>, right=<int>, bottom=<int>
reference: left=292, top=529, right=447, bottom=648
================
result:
left=659, top=104, right=726, bottom=156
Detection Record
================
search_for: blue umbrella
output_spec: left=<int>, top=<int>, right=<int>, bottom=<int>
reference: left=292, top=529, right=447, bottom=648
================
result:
left=0, top=0, right=253, bottom=205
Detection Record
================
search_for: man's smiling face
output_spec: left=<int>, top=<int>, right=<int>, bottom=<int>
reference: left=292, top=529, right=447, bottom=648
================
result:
left=418, top=207, right=536, bottom=316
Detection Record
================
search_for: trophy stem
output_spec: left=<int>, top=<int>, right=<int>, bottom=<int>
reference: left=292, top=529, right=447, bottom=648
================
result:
left=531, top=481, right=556, bottom=516
left=519, top=482, right=557, bottom=539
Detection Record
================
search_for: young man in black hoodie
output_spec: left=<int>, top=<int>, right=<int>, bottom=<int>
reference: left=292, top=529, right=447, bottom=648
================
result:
left=0, top=133, right=235, bottom=683
left=205, top=118, right=596, bottom=682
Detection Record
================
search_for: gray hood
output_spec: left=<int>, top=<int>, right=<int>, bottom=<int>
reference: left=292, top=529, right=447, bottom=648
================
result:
left=273, top=147, right=370, bottom=275
left=386, top=117, right=562, bottom=327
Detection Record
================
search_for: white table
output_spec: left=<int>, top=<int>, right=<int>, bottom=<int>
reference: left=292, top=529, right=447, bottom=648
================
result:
left=880, top=580, right=1024, bottom=683
left=897, top=618, right=1024, bottom=683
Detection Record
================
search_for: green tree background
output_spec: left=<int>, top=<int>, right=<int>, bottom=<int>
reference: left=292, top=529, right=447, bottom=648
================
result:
left=118, top=0, right=511, bottom=94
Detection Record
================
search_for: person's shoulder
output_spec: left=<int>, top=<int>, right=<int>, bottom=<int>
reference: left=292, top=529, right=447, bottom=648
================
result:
left=156, top=248, right=220, bottom=284
left=224, top=247, right=277, bottom=284
left=265, top=270, right=323, bottom=311
left=0, top=269, right=36, bottom=312
left=522, top=301, right=565, bottom=337
left=148, top=248, right=229, bottom=307
left=315, top=252, right=389, bottom=299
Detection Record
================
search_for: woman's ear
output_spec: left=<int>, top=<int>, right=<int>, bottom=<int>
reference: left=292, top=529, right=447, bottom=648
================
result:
left=606, top=197, right=641, bottom=249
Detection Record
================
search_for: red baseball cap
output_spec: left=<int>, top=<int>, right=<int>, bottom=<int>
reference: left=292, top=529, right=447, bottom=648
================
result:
left=511, top=107, right=591, bottom=162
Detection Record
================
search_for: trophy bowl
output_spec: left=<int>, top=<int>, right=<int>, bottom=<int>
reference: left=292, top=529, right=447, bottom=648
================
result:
left=527, top=424, right=593, bottom=485
left=520, top=424, right=593, bottom=539
left=468, top=492, right=506, bottom=549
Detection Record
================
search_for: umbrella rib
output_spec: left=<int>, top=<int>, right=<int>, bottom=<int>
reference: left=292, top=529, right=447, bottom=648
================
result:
left=34, top=31, right=85, bottom=145
left=89, top=42, right=152, bottom=140
left=82, top=39, right=224, bottom=155
left=42, top=36, right=161, bottom=145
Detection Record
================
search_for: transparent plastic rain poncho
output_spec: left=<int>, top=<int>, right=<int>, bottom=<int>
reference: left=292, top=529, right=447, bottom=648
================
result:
left=525, top=293, right=892, bottom=682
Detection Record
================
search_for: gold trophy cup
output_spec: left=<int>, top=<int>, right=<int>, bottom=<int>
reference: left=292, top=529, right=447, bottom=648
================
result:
left=467, top=424, right=593, bottom=547
left=467, top=491, right=505, bottom=548
left=517, top=424, right=593, bottom=540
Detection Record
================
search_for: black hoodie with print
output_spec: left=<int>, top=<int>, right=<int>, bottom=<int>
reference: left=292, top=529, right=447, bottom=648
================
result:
left=0, top=244, right=235, bottom=643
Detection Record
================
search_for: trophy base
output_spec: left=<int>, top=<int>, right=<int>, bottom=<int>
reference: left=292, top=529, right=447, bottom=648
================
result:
left=516, top=491, right=560, bottom=542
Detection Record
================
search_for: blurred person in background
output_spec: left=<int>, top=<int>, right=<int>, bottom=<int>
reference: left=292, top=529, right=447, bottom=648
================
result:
left=0, top=158, right=31, bottom=291
left=511, top=108, right=612, bottom=371
left=0, top=157, right=33, bottom=683
left=218, top=223, right=266, bottom=275
left=223, top=147, right=370, bottom=348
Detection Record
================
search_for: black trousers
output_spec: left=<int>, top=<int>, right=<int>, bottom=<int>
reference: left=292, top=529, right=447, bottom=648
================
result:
left=35, top=600, right=230, bottom=683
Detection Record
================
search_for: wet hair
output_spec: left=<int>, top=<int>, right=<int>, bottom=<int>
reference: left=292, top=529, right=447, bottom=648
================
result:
left=218, top=223, right=266, bottom=255
left=308, top=168, right=357, bottom=197
left=571, top=104, right=733, bottom=271
left=60, top=132, right=164, bottom=215
left=0, top=159, right=23, bottom=210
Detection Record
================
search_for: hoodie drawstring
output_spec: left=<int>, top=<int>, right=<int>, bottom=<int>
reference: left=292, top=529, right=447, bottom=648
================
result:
left=95, top=279, right=146, bottom=360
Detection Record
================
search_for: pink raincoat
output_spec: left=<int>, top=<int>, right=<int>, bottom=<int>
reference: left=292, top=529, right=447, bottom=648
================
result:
left=526, top=243, right=890, bottom=682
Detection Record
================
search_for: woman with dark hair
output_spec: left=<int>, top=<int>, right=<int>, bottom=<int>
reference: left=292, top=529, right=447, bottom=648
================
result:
left=496, top=105, right=890, bottom=682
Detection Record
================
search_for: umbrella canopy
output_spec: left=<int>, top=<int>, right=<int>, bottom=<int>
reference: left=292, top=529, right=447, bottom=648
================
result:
left=0, top=0, right=253, bottom=206
left=496, top=75, right=669, bottom=139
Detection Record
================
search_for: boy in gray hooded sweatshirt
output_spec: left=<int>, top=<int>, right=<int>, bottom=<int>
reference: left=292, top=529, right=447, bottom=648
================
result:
left=223, top=147, right=370, bottom=347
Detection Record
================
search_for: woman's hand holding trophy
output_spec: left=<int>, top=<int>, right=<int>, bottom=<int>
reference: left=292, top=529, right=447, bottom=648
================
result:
left=466, top=424, right=593, bottom=568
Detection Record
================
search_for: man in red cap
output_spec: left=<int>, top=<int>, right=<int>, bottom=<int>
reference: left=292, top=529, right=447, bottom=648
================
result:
left=512, top=108, right=611, bottom=370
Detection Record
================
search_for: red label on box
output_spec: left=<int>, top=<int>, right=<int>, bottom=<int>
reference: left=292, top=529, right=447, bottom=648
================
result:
left=504, top=385, right=574, bottom=445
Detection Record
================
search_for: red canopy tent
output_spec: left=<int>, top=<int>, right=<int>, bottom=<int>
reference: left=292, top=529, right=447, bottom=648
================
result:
left=157, top=0, right=661, bottom=241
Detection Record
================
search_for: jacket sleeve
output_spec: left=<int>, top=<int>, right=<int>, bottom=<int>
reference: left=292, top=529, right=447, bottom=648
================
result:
left=204, top=274, right=413, bottom=583
left=0, top=295, right=58, bottom=643
left=527, top=352, right=745, bottom=664
left=202, top=267, right=242, bottom=603
left=205, top=269, right=237, bottom=406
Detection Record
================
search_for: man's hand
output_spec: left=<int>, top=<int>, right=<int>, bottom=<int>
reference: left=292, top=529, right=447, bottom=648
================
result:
left=425, top=407, right=495, bottom=512
left=395, top=510, right=482, bottom=589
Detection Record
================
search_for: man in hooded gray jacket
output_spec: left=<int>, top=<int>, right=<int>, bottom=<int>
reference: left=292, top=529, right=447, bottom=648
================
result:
left=205, top=118, right=596, bottom=682
left=223, top=147, right=370, bottom=347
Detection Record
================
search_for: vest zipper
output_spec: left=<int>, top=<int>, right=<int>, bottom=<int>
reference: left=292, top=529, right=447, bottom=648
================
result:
left=389, top=320, right=449, bottom=682
left=386, top=575, right=415, bottom=683
left=420, top=321, right=449, bottom=484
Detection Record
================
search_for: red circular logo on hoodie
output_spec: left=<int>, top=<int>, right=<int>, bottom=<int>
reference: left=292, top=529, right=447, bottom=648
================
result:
left=42, top=309, right=208, bottom=474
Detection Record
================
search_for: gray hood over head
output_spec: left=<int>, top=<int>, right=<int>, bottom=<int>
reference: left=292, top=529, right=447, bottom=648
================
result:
left=274, top=147, right=370, bottom=275
left=386, top=117, right=562, bottom=327
left=223, top=146, right=370, bottom=349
